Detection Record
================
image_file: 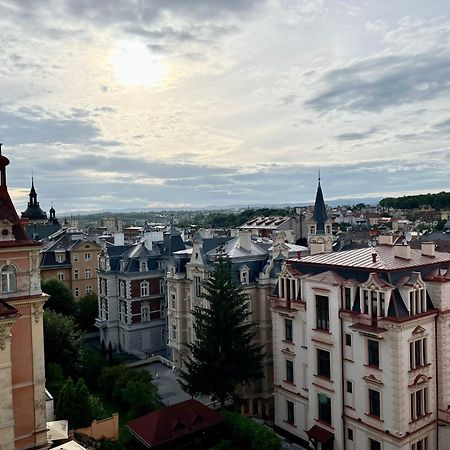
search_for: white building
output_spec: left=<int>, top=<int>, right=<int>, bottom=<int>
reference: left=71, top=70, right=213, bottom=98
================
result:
left=272, top=236, right=450, bottom=450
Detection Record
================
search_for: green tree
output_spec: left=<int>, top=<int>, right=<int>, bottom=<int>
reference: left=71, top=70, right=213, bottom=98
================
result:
left=44, top=310, right=83, bottom=377
left=180, top=248, right=264, bottom=407
left=56, top=378, right=103, bottom=429
left=42, top=278, right=77, bottom=316
left=76, top=293, right=99, bottom=332
left=98, top=365, right=159, bottom=420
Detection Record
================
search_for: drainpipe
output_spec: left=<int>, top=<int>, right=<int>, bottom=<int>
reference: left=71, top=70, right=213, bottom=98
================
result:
left=435, top=314, right=439, bottom=450
left=340, top=284, right=347, bottom=450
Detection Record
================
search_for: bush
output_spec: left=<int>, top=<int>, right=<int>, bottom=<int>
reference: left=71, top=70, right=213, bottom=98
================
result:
left=220, top=411, right=281, bottom=450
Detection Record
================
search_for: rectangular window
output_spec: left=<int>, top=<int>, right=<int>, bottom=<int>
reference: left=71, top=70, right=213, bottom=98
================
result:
left=318, top=393, right=332, bottom=424
left=286, top=400, right=294, bottom=424
left=410, top=387, right=429, bottom=420
left=316, top=295, right=329, bottom=331
left=345, top=333, right=352, bottom=346
left=57, top=254, right=65, bottom=263
left=346, top=380, right=353, bottom=393
left=347, top=428, right=354, bottom=441
left=75, top=287, right=79, bottom=297
left=73, top=254, right=78, bottom=262
left=412, top=436, right=428, bottom=450
left=57, top=272, right=64, bottom=281
left=369, top=389, right=381, bottom=418
left=317, top=349, right=331, bottom=379
left=86, top=286, right=92, bottom=294
left=368, top=339, right=380, bottom=368
left=194, top=276, right=202, bottom=297
left=172, top=325, right=177, bottom=340
left=363, top=289, right=369, bottom=314
left=344, top=287, right=352, bottom=310
left=85, top=268, right=92, bottom=279
left=74, top=269, right=79, bottom=280
left=141, top=307, right=149, bottom=322
left=370, top=438, right=381, bottom=450
left=410, top=338, right=427, bottom=369
left=84, top=253, right=91, bottom=261
left=286, top=360, right=294, bottom=383
left=285, top=319, right=293, bottom=342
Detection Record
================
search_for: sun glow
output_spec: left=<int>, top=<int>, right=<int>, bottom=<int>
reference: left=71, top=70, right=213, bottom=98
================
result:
left=109, top=40, right=166, bottom=87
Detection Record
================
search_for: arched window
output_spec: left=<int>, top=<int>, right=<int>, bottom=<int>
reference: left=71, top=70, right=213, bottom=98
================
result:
left=1, top=265, right=17, bottom=293
left=141, top=281, right=149, bottom=297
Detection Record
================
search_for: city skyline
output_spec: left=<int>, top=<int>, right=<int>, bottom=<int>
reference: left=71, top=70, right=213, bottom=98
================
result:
left=1, top=0, right=449, bottom=212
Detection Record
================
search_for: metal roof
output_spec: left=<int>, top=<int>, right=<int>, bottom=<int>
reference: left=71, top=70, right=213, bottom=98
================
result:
left=294, top=245, right=450, bottom=271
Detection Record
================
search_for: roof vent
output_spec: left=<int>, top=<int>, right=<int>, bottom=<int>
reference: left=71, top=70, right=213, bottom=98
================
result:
left=421, top=241, right=436, bottom=257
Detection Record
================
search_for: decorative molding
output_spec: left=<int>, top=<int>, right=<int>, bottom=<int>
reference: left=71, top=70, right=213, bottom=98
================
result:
left=412, top=325, right=427, bottom=335
left=32, top=301, right=44, bottom=323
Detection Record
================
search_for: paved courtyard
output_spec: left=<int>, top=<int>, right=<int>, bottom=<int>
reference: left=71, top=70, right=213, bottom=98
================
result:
left=139, top=361, right=213, bottom=407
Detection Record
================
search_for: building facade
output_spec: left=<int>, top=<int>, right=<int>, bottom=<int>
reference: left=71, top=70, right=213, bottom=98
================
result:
left=96, top=227, right=186, bottom=355
left=40, top=232, right=101, bottom=298
left=0, top=147, right=48, bottom=450
left=167, top=230, right=308, bottom=418
left=272, top=236, right=450, bottom=450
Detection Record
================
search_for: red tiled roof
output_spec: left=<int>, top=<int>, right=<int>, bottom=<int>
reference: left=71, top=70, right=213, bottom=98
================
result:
left=293, top=245, right=450, bottom=271
left=126, top=400, right=225, bottom=448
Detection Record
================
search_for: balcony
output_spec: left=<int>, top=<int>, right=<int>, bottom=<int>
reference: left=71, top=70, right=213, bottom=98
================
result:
left=95, top=317, right=107, bottom=328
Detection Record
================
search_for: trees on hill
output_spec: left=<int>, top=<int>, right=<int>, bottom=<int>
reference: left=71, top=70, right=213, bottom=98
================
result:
left=180, top=248, right=264, bottom=407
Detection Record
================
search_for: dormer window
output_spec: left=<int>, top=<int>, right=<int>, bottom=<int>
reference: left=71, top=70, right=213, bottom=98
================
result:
left=1, top=265, right=17, bottom=293
left=360, top=288, right=386, bottom=317
left=278, top=277, right=300, bottom=301
left=119, top=259, right=126, bottom=271
left=240, top=266, right=250, bottom=285
left=57, top=253, right=65, bottom=263
left=140, top=261, right=147, bottom=272
left=0, top=219, right=14, bottom=242
left=409, top=288, right=426, bottom=315
left=140, top=281, right=149, bottom=297
left=310, top=225, right=316, bottom=234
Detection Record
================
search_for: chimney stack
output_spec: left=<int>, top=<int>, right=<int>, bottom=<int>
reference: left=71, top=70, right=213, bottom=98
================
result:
left=113, top=232, right=124, bottom=246
left=394, top=243, right=411, bottom=259
left=239, top=229, right=252, bottom=252
left=379, top=235, right=394, bottom=246
left=144, top=231, right=153, bottom=250
left=421, top=241, right=436, bottom=257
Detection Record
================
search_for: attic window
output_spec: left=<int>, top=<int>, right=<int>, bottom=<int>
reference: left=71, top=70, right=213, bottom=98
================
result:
left=240, top=267, right=250, bottom=285
left=409, top=288, right=426, bottom=316
left=140, top=261, right=147, bottom=272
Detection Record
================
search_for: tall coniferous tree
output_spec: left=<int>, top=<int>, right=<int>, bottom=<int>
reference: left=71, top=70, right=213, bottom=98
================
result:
left=180, top=247, right=264, bottom=407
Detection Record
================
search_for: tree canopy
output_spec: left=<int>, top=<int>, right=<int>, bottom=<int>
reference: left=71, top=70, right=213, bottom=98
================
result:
left=379, top=191, right=450, bottom=210
left=44, top=309, right=83, bottom=377
left=76, top=292, right=99, bottom=332
left=180, top=248, right=264, bottom=406
left=42, top=278, right=77, bottom=316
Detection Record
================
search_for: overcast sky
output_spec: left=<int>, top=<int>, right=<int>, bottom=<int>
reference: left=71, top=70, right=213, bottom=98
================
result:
left=1, top=0, right=449, bottom=213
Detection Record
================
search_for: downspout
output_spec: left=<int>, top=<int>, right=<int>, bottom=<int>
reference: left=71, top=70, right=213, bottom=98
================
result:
left=435, top=314, right=439, bottom=450
left=340, top=284, right=347, bottom=450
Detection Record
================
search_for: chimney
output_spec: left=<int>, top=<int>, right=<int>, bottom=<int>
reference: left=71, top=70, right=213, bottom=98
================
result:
left=144, top=231, right=153, bottom=250
left=379, top=235, right=394, bottom=246
left=421, top=241, right=436, bottom=257
left=239, top=229, right=252, bottom=252
left=113, top=232, right=124, bottom=246
left=394, top=243, right=411, bottom=259
left=310, top=242, right=325, bottom=256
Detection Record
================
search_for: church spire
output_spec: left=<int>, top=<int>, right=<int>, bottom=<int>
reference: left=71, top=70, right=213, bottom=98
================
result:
left=312, top=173, right=327, bottom=233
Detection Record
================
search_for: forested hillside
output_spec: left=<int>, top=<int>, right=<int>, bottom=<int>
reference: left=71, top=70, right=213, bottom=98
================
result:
left=379, top=192, right=450, bottom=209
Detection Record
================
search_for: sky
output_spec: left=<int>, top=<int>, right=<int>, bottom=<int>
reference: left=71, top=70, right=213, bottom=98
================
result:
left=1, top=0, right=449, bottom=213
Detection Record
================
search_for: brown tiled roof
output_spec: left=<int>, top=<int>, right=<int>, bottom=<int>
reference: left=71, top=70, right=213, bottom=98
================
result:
left=126, top=399, right=225, bottom=448
left=292, top=245, right=450, bottom=271
left=0, top=300, right=18, bottom=319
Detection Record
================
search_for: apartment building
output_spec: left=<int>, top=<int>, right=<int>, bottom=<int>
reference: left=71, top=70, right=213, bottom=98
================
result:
left=0, top=147, right=48, bottom=449
left=40, top=232, right=101, bottom=298
left=272, top=236, right=450, bottom=450
left=96, top=226, right=186, bottom=355
left=167, top=230, right=308, bottom=418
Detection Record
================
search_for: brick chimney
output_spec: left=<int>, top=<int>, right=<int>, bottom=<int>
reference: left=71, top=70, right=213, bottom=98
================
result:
left=421, top=241, right=436, bottom=257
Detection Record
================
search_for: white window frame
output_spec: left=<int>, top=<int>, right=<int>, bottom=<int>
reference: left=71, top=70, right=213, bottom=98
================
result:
left=140, top=281, right=149, bottom=297
left=1, top=265, right=17, bottom=293
left=84, top=253, right=91, bottom=262
left=85, top=268, right=92, bottom=279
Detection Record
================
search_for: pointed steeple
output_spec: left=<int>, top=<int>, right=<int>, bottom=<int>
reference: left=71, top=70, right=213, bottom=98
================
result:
left=29, top=176, right=38, bottom=206
left=21, top=176, right=47, bottom=222
left=0, top=145, right=31, bottom=243
left=312, top=173, right=327, bottom=233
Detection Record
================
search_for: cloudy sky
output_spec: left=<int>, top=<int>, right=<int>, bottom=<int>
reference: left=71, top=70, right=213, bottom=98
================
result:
left=1, top=0, right=449, bottom=213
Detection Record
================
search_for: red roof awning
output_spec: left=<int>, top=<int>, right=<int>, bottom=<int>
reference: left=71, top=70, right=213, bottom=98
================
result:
left=306, top=425, right=334, bottom=444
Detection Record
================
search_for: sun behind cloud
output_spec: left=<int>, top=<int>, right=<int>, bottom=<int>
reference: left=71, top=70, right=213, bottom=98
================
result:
left=109, top=40, right=166, bottom=87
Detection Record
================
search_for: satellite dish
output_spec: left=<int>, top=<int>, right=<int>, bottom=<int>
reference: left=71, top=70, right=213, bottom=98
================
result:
left=405, top=232, right=412, bottom=242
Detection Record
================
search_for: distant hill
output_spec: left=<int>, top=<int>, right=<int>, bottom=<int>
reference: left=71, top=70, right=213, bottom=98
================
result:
left=379, top=192, right=450, bottom=210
